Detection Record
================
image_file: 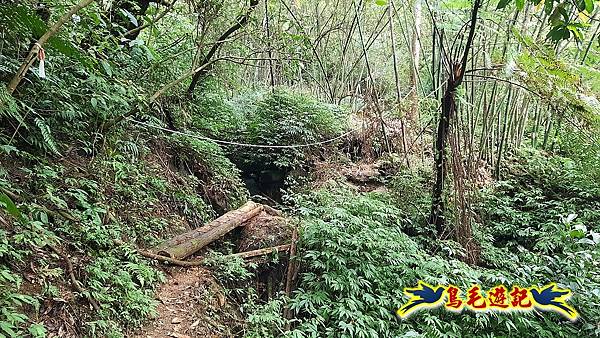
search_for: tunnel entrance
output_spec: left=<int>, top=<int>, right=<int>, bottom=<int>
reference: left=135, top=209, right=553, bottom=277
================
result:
left=241, top=165, right=288, bottom=204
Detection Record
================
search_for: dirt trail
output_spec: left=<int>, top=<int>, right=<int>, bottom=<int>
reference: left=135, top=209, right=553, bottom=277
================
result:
left=133, top=267, right=241, bottom=338
left=133, top=208, right=292, bottom=337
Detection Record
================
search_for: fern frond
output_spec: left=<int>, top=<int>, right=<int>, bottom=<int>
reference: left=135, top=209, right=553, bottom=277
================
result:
left=0, top=86, right=25, bottom=125
left=34, top=117, right=61, bottom=155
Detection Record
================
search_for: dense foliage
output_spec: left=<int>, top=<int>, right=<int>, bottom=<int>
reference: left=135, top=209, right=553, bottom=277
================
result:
left=0, top=0, right=598, bottom=337
left=268, top=150, right=600, bottom=337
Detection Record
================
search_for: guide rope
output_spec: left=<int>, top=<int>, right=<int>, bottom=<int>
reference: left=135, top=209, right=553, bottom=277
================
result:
left=128, top=117, right=356, bottom=149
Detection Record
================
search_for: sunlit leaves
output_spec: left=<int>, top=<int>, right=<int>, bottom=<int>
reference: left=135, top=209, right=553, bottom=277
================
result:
left=497, top=0, right=593, bottom=42
left=119, top=8, right=138, bottom=27
left=583, top=0, right=594, bottom=12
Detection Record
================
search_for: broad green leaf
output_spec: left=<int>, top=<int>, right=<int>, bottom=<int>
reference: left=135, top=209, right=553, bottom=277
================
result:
left=0, top=193, right=20, bottom=218
left=497, top=0, right=511, bottom=9
left=569, top=224, right=587, bottom=238
left=516, top=0, right=524, bottom=10
left=584, top=0, right=594, bottom=13
left=101, top=60, right=112, bottom=77
left=375, top=0, right=388, bottom=5
left=567, top=24, right=584, bottom=41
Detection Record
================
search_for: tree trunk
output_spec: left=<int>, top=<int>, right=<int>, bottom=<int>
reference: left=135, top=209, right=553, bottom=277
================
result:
left=155, top=201, right=263, bottom=259
left=389, top=3, right=410, bottom=166
left=7, top=0, right=95, bottom=95
left=429, top=86, right=455, bottom=233
left=187, top=0, right=259, bottom=95
left=408, top=0, right=422, bottom=125
left=429, top=0, right=481, bottom=234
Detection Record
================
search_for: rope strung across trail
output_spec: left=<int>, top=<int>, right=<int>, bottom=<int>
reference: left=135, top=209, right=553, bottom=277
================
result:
left=128, top=117, right=356, bottom=149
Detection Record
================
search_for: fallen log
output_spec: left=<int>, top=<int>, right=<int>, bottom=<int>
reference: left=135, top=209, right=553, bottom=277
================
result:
left=155, top=201, right=263, bottom=260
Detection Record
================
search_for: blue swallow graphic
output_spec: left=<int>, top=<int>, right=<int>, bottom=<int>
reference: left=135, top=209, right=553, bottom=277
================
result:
left=397, top=281, right=445, bottom=318
left=530, top=284, right=578, bottom=321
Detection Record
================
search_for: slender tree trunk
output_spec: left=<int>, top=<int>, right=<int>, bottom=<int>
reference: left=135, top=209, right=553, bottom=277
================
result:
left=187, top=0, right=259, bottom=95
left=429, top=0, right=481, bottom=233
left=581, top=19, right=599, bottom=64
left=389, top=4, right=410, bottom=166
left=542, top=108, right=553, bottom=149
left=408, top=0, right=422, bottom=125
left=532, top=104, right=541, bottom=147
left=495, top=87, right=512, bottom=178
left=550, top=113, right=563, bottom=151
left=430, top=87, right=455, bottom=232
left=7, top=0, right=95, bottom=95
left=264, top=0, right=275, bottom=90
left=353, top=1, right=391, bottom=153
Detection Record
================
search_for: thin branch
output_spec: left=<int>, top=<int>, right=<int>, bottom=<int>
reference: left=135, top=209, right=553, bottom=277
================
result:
left=121, top=0, right=177, bottom=39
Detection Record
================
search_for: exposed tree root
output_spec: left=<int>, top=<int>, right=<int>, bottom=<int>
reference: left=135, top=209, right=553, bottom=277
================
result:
left=47, top=244, right=101, bottom=311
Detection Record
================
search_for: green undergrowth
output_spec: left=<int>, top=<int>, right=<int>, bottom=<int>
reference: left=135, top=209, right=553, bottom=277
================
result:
left=0, top=125, right=250, bottom=336
left=189, top=84, right=348, bottom=169
left=244, top=148, right=600, bottom=338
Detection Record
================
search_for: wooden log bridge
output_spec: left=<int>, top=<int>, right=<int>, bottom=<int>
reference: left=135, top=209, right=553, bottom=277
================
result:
left=154, top=201, right=264, bottom=260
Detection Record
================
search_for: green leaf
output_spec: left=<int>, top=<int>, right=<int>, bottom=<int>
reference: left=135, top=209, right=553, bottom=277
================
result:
left=28, top=323, right=47, bottom=338
left=570, top=229, right=585, bottom=238
left=101, top=60, right=112, bottom=77
left=0, top=321, right=17, bottom=337
left=567, top=24, right=583, bottom=41
left=516, top=0, right=524, bottom=10
left=0, top=193, right=21, bottom=218
left=547, top=26, right=569, bottom=41
left=375, top=0, right=388, bottom=5
left=496, top=0, right=510, bottom=9
left=584, top=0, right=594, bottom=13
left=497, top=0, right=511, bottom=9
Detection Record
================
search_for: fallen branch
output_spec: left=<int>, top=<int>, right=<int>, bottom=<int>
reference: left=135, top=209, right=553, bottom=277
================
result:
left=137, top=247, right=204, bottom=267
left=263, top=204, right=283, bottom=217
left=224, top=244, right=291, bottom=259
left=119, top=240, right=290, bottom=267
